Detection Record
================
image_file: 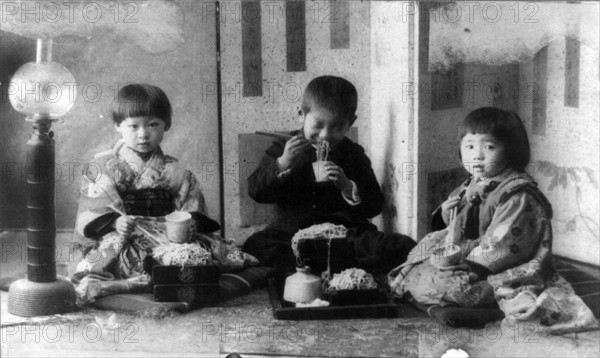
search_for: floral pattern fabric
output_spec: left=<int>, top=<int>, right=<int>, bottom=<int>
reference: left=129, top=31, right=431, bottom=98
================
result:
left=388, top=169, right=597, bottom=332
left=72, top=141, right=258, bottom=305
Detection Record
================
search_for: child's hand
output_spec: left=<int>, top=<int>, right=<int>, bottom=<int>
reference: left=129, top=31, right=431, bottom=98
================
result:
left=115, top=215, right=136, bottom=236
left=437, top=261, right=478, bottom=281
left=441, top=195, right=461, bottom=224
left=278, top=135, right=312, bottom=171
left=324, top=162, right=352, bottom=192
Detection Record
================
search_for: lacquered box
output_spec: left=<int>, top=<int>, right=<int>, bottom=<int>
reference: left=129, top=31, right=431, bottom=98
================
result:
left=152, top=265, right=220, bottom=285
left=153, top=284, right=220, bottom=304
left=152, top=265, right=220, bottom=305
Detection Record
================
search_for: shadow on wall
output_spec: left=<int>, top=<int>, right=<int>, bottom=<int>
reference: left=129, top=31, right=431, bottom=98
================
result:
left=380, top=102, right=399, bottom=235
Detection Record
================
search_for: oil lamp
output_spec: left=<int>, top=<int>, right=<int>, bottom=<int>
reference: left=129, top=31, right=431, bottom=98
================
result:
left=7, top=38, right=77, bottom=316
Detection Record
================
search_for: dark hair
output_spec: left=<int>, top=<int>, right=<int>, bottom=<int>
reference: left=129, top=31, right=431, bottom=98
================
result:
left=111, top=84, right=172, bottom=130
left=458, top=107, right=530, bottom=171
left=301, top=76, right=358, bottom=124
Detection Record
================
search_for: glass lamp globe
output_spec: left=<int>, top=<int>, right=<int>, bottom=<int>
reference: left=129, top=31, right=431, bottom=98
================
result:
left=8, top=39, right=76, bottom=119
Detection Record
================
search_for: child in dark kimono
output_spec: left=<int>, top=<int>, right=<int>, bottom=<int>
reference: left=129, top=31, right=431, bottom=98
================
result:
left=242, top=76, right=385, bottom=273
left=72, top=84, right=256, bottom=305
left=388, top=107, right=595, bottom=331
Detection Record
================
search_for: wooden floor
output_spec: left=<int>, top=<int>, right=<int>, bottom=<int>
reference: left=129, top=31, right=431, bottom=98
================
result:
left=2, top=288, right=600, bottom=358
left=2, top=231, right=600, bottom=357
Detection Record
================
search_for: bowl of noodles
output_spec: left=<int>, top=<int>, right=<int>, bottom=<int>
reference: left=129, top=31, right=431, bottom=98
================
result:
left=322, top=268, right=380, bottom=306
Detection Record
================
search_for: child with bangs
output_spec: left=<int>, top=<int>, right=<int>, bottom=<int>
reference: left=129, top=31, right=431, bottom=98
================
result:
left=71, top=83, right=256, bottom=305
left=388, top=107, right=595, bottom=330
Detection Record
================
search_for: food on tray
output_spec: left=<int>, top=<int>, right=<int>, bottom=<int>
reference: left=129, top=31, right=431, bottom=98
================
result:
left=325, top=268, right=378, bottom=292
left=152, top=241, right=213, bottom=267
left=290, top=223, right=347, bottom=260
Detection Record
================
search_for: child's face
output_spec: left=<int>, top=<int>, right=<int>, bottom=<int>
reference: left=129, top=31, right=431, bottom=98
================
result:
left=115, top=116, right=166, bottom=153
left=460, top=132, right=507, bottom=180
left=301, top=105, right=353, bottom=148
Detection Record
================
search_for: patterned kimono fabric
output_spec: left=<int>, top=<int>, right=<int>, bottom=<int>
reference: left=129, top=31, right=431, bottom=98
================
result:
left=71, top=141, right=257, bottom=305
left=388, top=168, right=596, bottom=332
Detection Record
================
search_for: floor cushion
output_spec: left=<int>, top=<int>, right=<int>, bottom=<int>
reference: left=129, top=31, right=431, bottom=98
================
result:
left=554, top=259, right=600, bottom=318
left=92, top=266, right=275, bottom=314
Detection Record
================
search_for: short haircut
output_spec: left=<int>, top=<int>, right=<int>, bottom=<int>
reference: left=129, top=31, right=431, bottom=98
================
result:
left=111, top=84, right=172, bottom=130
left=458, top=107, right=531, bottom=171
left=301, top=76, right=357, bottom=124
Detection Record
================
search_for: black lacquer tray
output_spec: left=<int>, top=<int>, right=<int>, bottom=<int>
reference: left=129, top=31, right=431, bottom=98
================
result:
left=266, top=274, right=399, bottom=320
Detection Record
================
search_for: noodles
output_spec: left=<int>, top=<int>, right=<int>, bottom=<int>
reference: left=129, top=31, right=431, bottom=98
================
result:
left=152, top=242, right=213, bottom=267
left=326, top=268, right=378, bottom=291
left=290, top=223, right=347, bottom=260
left=316, top=140, right=330, bottom=161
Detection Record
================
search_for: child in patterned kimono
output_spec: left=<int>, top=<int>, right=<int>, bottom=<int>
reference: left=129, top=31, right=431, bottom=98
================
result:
left=72, top=84, right=257, bottom=305
left=388, top=107, right=596, bottom=331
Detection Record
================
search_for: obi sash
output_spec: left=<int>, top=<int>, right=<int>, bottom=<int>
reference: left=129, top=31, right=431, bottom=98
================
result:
left=121, top=188, right=174, bottom=217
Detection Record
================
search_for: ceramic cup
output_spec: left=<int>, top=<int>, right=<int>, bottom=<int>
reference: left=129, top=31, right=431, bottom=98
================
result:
left=283, top=266, right=322, bottom=303
left=165, top=211, right=192, bottom=244
left=430, top=244, right=462, bottom=267
left=312, top=161, right=329, bottom=182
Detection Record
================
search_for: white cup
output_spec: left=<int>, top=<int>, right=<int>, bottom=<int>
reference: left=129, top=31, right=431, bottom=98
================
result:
left=312, top=161, right=329, bottom=182
left=165, top=211, right=192, bottom=244
left=430, top=244, right=462, bottom=267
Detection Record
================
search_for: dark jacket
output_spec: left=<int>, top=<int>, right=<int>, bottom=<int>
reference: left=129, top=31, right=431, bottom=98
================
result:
left=248, top=130, right=383, bottom=231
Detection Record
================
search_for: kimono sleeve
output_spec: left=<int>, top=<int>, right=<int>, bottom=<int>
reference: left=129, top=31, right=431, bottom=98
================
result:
left=174, top=169, right=207, bottom=213
left=75, top=165, right=121, bottom=239
left=466, top=191, right=552, bottom=274
left=174, top=169, right=220, bottom=233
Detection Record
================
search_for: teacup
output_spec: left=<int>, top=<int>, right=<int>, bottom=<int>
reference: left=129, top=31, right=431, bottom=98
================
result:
left=312, top=161, right=329, bottom=182
left=165, top=211, right=192, bottom=244
left=430, top=244, right=462, bottom=267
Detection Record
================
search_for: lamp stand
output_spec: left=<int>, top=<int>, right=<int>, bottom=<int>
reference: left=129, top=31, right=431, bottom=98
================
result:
left=8, top=116, right=76, bottom=316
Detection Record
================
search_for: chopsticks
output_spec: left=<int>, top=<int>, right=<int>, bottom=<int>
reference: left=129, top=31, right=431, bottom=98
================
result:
left=85, top=170, right=169, bottom=246
left=446, top=189, right=467, bottom=246
left=255, top=131, right=294, bottom=140
left=445, top=207, right=458, bottom=246
left=449, top=207, right=458, bottom=224
left=450, top=188, right=467, bottom=224
left=108, top=203, right=168, bottom=246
